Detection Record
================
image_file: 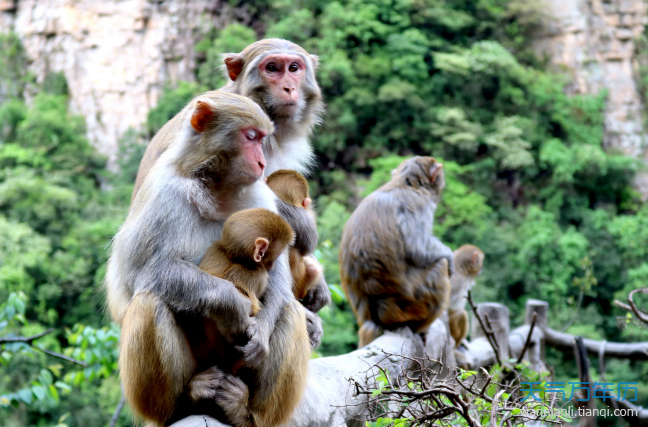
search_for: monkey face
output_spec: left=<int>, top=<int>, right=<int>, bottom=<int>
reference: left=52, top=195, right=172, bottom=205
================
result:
left=223, top=40, right=322, bottom=125
left=257, top=54, right=307, bottom=117
left=234, top=127, right=268, bottom=184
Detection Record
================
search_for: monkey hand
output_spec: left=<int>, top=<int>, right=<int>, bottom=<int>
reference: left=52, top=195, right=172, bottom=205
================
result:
left=235, top=317, right=269, bottom=368
left=439, top=246, right=455, bottom=277
left=305, top=309, right=323, bottom=349
left=301, top=274, right=332, bottom=313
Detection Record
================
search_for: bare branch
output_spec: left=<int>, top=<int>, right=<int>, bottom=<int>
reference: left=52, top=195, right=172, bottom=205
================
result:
left=0, top=328, right=87, bottom=366
left=516, top=312, right=537, bottom=364
left=0, top=328, right=55, bottom=344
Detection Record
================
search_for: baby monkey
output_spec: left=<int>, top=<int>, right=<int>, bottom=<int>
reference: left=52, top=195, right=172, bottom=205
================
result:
left=266, top=170, right=324, bottom=302
left=448, top=244, right=485, bottom=348
left=199, top=208, right=295, bottom=317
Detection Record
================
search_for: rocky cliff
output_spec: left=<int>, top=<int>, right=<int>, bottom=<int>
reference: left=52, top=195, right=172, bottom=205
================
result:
left=533, top=0, right=648, bottom=196
left=0, top=0, right=214, bottom=164
left=1, top=0, right=647, bottom=193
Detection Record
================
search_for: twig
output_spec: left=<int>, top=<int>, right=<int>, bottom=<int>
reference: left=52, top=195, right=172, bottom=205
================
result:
left=35, top=346, right=87, bottom=367
left=0, top=328, right=55, bottom=343
left=560, top=290, right=583, bottom=333
left=467, top=291, right=503, bottom=366
left=110, top=395, right=126, bottom=427
left=0, top=328, right=87, bottom=366
left=516, top=313, right=537, bottom=364
left=490, top=390, right=506, bottom=427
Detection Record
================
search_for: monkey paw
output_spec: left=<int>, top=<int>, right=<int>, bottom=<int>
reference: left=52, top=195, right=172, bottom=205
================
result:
left=301, top=276, right=332, bottom=313
left=188, top=366, right=226, bottom=402
left=235, top=320, right=269, bottom=368
left=214, top=374, right=252, bottom=427
left=305, top=310, right=323, bottom=349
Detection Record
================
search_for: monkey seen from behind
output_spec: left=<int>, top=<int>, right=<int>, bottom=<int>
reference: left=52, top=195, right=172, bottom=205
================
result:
left=340, top=156, right=455, bottom=347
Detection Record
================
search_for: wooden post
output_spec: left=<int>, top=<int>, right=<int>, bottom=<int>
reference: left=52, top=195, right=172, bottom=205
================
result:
left=471, top=302, right=510, bottom=362
left=526, top=299, right=548, bottom=361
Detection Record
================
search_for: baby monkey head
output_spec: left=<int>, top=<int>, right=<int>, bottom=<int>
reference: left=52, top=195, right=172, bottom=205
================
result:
left=220, top=208, right=295, bottom=270
left=454, top=244, right=484, bottom=277
left=266, top=169, right=312, bottom=209
left=392, top=156, right=446, bottom=200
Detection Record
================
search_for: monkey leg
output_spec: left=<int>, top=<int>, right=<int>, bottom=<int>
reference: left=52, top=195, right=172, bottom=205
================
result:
left=120, top=292, right=196, bottom=426
left=448, top=309, right=469, bottom=348
left=214, top=300, right=310, bottom=427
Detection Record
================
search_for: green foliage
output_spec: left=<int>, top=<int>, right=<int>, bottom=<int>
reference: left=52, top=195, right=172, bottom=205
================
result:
left=0, top=49, right=130, bottom=425
left=197, top=24, right=257, bottom=90
left=146, top=81, right=202, bottom=135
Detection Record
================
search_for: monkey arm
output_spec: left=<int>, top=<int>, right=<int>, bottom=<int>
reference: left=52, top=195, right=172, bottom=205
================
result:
left=276, top=199, right=318, bottom=254
left=139, top=258, right=253, bottom=340
left=236, top=253, right=293, bottom=366
left=399, top=214, right=455, bottom=276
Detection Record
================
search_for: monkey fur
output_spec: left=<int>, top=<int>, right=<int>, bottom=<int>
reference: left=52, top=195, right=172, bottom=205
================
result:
left=131, top=38, right=328, bottom=315
left=448, top=244, right=484, bottom=348
left=266, top=170, right=330, bottom=311
left=187, top=208, right=310, bottom=427
left=199, top=208, right=296, bottom=316
left=109, top=92, right=317, bottom=426
left=339, top=156, right=455, bottom=347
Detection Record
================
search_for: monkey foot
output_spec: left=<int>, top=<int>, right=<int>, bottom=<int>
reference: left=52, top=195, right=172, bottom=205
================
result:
left=188, top=366, right=227, bottom=402
left=213, top=374, right=252, bottom=427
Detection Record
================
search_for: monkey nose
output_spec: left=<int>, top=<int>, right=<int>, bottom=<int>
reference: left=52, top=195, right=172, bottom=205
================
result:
left=283, top=86, right=297, bottom=102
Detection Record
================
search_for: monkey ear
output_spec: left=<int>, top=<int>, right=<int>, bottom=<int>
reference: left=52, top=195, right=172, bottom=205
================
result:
left=303, top=197, right=312, bottom=209
left=429, top=163, right=443, bottom=183
left=471, top=251, right=479, bottom=264
left=310, top=55, right=320, bottom=71
left=254, top=237, right=270, bottom=263
left=191, top=100, right=215, bottom=133
left=224, top=54, right=244, bottom=81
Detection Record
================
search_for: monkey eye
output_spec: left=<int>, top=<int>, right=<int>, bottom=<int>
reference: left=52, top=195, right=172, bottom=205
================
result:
left=246, top=129, right=257, bottom=140
left=288, top=63, right=300, bottom=72
left=266, top=63, right=279, bottom=72
left=260, top=136, right=267, bottom=144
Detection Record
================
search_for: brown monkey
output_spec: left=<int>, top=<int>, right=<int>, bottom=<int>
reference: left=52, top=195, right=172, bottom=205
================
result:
left=448, top=244, right=484, bottom=348
left=109, top=92, right=317, bottom=426
left=266, top=169, right=328, bottom=309
left=131, top=39, right=329, bottom=314
left=339, top=156, right=455, bottom=347
left=182, top=209, right=310, bottom=427
left=199, top=208, right=295, bottom=317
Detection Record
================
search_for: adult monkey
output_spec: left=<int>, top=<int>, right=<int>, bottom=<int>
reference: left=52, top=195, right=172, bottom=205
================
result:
left=132, top=38, right=328, bottom=311
left=112, top=92, right=315, bottom=426
left=339, top=156, right=455, bottom=347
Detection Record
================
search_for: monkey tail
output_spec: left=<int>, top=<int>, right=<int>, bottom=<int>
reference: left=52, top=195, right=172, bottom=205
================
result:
left=120, top=292, right=195, bottom=426
left=358, top=320, right=384, bottom=348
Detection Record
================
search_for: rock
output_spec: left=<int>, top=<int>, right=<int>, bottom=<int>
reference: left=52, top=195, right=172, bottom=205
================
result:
left=532, top=0, right=648, bottom=199
left=0, top=0, right=215, bottom=167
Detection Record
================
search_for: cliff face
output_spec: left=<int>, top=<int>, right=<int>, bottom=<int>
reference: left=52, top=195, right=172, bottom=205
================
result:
left=1, top=0, right=648, bottom=194
left=532, top=0, right=648, bottom=196
left=0, top=0, right=214, bottom=164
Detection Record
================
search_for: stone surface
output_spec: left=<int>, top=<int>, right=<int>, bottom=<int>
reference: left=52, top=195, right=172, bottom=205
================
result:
left=532, top=0, right=648, bottom=198
left=0, top=0, right=214, bottom=166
